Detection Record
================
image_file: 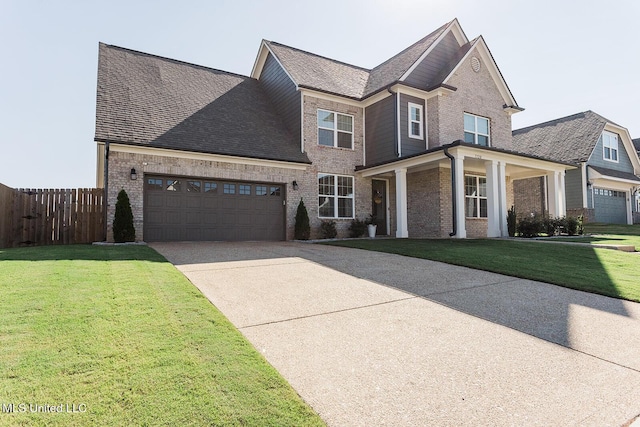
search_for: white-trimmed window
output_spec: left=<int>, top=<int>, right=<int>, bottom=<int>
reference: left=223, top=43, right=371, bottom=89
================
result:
left=464, top=113, right=490, bottom=146
left=465, top=175, right=487, bottom=218
left=602, top=131, right=619, bottom=162
left=318, top=174, right=354, bottom=218
left=318, top=109, right=354, bottom=149
left=408, top=102, right=423, bottom=139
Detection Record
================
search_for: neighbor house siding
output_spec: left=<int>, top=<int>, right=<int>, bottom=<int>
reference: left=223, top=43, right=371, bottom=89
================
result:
left=403, top=32, right=462, bottom=89
left=565, top=168, right=584, bottom=209
left=365, top=95, right=396, bottom=165
left=259, top=53, right=301, bottom=144
left=399, top=93, right=427, bottom=157
left=588, top=133, right=635, bottom=173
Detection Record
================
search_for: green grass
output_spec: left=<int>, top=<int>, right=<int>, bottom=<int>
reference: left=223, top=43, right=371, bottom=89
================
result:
left=324, top=239, right=640, bottom=302
left=544, top=223, right=640, bottom=250
left=0, top=245, right=324, bottom=427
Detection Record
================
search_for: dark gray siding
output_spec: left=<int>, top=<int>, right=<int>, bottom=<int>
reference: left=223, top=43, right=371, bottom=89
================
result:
left=365, top=95, right=397, bottom=165
left=259, top=53, right=301, bottom=144
left=588, top=133, right=634, bottom=173
left=403, top=32, right=461, bottom=88
left=400, top=94, right=427, bottom=157
left=565, top=167, right=584, bottom=209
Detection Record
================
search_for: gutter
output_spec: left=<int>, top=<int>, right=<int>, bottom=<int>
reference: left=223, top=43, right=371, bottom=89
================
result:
left=443, top=146, right=456, bottom=237
left=388, top=88, right=399, bottom=157
left=103, top=141, right=109, bottom=241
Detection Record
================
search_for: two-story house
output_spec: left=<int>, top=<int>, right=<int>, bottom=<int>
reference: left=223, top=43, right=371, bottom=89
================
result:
left=512, top=111, right=640, bottom=224
left=95, top=19, right=573, bottom=242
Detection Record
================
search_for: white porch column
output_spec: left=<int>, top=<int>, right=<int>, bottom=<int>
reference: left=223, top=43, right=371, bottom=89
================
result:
left=558, top=170, right=566, bottom=217
left=627, top=190, right=633, bottom=225
left=498, top=162, right=508, bottom=237
left=547, top=172, right=559, bottom=217
left=453, top=155, right=466, bottom=239
left=395, top=168, right=409, bottom=238
left=485, top=160, right=500, bottom=237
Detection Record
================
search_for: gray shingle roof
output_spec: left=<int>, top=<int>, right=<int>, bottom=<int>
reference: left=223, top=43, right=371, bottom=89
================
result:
left=95, top=43, right=310, bottom=164
left=633, top=138, right=640, bottom=153
left=264, top=20, right=454, bottom=99
left=588, top=165, right=640, bottom=182
left=512, top=111, right=609, bottom=163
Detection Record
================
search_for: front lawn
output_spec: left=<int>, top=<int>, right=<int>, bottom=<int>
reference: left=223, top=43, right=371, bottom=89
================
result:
left=0, top=245, right=324, bottom=427
left=543, top=223, right=640, bottom=250
left=325, top=239, right=640, bottom=302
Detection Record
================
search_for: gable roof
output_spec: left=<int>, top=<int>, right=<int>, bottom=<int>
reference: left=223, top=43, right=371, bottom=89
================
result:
left=512, top=111, right=609, bottom=163
left=95, top=43, right=310, bottom=164
left=251, top=19, right=521, bottom=104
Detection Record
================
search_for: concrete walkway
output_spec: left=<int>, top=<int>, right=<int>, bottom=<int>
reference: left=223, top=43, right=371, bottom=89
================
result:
left=151, top=241, right=640, bottom=426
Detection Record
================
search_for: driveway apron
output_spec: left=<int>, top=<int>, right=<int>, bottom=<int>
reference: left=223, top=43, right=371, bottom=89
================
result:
left=151, top=241, right=640, bottom=426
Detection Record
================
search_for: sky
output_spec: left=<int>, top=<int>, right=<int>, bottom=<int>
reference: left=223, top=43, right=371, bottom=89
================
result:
left=1, top=0, right=638, bottom=188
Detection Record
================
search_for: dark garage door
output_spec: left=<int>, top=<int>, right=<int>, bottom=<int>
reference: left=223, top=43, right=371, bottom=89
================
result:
left=144, top=175, right=285, bottom=242
left=593, top=188, right=627, bottom=224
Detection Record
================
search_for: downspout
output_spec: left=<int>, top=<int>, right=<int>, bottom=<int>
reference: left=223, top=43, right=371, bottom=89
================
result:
left=103, top=141, right=109, bottom=242
left=443, top=146, right=456, bottom=237
left=388, top=88, right=399, bottom=157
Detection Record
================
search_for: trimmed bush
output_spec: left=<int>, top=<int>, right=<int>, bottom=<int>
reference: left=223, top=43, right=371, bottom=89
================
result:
left=564, top=216, right=579, bottom=236
left=294, top=199, right=310, bottom=240
left=113, top=189, right=136, bottom=243
left=507, top=206, right=517, bottom=237
left=349, top=219, right=367, bottom=238
left=320, top=220, right=337, bottom=239
left=517, top=214, right=543, bottom=238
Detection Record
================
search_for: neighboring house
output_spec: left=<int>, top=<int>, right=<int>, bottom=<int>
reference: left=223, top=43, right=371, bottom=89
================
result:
left=95, top=19, right=573, bottom=242
left=634, top=138, right=640, bottom=214
left=512, top=111, right=640, bottom=224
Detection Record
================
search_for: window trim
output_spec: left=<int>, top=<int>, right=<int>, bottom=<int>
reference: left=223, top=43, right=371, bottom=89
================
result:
left=408, top=102, right=424, bottom=140
left=318, top=173, right=355, bottom=219
left=463, top=113, right=490, bottom=147
left=317, top=109, right=354, bottom=149
left=465, top=175, right=487, bottom=218
left=602, top=131, right=619, bottom=163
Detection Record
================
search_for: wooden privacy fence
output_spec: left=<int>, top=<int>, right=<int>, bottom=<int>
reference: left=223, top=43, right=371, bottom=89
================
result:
left=0, top=184, right=105, bottom=248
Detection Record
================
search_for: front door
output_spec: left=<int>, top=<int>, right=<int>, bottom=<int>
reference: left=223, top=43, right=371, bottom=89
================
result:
left=372, top=179, right=387, bottom=235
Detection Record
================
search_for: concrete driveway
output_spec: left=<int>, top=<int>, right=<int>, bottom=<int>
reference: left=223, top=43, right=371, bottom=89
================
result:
left=151, top=241, right=640, bottom=426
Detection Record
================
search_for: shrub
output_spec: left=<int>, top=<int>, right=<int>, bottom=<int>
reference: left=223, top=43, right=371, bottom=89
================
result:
left=349, top=218, right=367, bottom=238
left=517, top=214, right=543, bottom=238
left=542, top=215, right=558, bottom=236
left=565, top=216, right=579, bottom=236
left=113, top=189, right=136, bottom=243
left=507, top=206, right=517, bottom=237
left=294, top=199, right=310, bottom=240
left=320, top=220, right=337, bottom=239
left=577, top=215, right=585, bottom=235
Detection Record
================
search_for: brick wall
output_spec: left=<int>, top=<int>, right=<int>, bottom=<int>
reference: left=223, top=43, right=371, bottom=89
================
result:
left=435, top=47, right=513, bottom=150
left=301, top=95, right=370, bottom=239
left=513, top=177, right=546, bottom=218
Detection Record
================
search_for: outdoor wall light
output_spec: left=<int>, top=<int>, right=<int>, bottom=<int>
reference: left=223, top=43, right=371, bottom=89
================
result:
left=292, top=180, right=299, bottom=190
left=130, top=168, right=138, bottom=180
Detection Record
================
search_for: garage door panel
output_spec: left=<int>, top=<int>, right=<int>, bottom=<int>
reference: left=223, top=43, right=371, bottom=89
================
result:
left=144, top=175, right=284, bottom=242
left=594, top=188, right=627, bottom=224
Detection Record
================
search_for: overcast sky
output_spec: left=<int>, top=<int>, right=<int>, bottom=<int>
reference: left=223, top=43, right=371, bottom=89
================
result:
left=1, top=0, right=638, bottom=188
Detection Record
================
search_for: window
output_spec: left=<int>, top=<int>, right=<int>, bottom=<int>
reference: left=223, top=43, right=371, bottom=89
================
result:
left=239, top=184, right=251, bottom=195
left=317, top=109, right=354, bottom=149
left=146, top=178, right=163, bottom=190
left=465, top=175, right=487, bottom=218
left=408, top=103, right=423, bottom=139
left=256, top=185, right=267, bottom=196
left=270, top=186, right=281, bottom=196
left=187, top=181, right=201, bottom=192
left=318, top=174, right=354, bottom=218
left=204, top=182, right=218, bottom=193
left=166, top=180, right=181, bottom=191
left=464, top=113, right=490, bottom=146
left=223, top=183, right=235, bottom=194
left=602, top=131, right=619, bottom=162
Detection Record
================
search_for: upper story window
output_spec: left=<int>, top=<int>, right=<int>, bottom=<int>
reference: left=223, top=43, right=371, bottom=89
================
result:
left=318, top=109, right=354, bottom=149
left=464, top=113, right=490, bottom=146
left=602, top=131, right=619, bottom=162
left=318, top=173, right=354, bottom=218
left=408, top=103, right=423, bottom=139
left=465, top=175, right=487, bottom=218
